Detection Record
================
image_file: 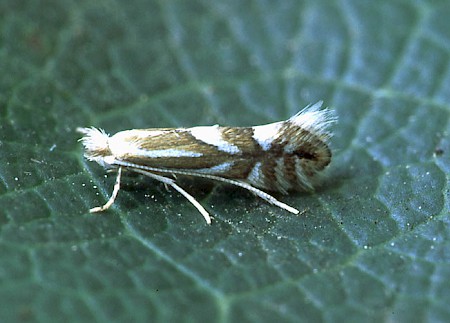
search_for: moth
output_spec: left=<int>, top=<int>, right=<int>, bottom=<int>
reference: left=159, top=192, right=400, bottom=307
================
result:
left=78, top=101, right=335, bottom=224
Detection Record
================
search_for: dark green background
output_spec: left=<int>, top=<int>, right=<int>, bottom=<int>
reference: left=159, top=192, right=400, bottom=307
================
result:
left=1, top=1, right=449, bottom=322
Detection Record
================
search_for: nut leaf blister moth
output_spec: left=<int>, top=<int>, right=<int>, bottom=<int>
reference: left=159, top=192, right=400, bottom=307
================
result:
left=78, top=101, right=335, bottom=224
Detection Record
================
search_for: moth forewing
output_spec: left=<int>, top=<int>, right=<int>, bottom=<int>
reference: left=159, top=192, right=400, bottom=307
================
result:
left=77, top=101, right=335, bottom=224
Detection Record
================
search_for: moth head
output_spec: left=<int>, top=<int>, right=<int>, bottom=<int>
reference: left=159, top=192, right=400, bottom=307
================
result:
left=77, top=127, right=115, bottom=168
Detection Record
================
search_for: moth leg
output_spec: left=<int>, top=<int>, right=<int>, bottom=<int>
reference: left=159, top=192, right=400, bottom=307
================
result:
left=132, top=169, right=212, bottom=224
left=90, top=166, right=123, bottom=213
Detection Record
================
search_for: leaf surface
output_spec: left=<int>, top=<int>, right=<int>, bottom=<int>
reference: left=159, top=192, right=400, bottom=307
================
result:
left=1, top=1, right=449, bottom=322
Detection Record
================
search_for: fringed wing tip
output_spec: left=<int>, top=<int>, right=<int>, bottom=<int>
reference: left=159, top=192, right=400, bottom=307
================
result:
left=290, top=101, right=337, bottom=136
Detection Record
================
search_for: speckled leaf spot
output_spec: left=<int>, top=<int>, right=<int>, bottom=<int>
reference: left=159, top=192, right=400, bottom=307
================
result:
left=77, top=101, right=336, bottom=224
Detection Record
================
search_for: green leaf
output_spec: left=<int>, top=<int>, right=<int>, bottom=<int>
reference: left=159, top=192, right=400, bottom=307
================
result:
left=1, top=0, right=449, bottom=322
